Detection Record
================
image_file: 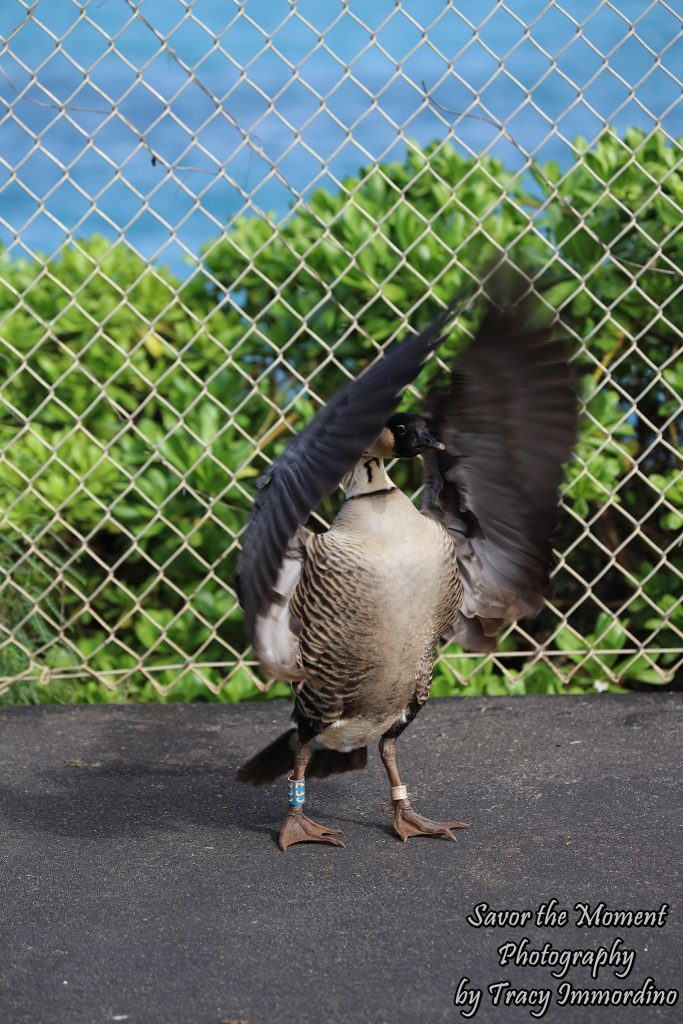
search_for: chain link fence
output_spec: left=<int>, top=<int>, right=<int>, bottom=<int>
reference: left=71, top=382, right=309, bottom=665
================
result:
left=1, top=0, right=681, bottom=700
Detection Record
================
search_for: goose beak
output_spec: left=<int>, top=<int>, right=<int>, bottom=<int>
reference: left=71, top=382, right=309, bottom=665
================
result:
left=417, top=428, right=446, bottom=452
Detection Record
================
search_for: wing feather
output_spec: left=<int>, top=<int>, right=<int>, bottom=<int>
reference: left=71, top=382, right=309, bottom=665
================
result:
left=422, top=282, right=578, bottom=650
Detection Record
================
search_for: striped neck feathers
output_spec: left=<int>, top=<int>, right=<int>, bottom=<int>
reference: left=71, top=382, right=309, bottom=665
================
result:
left=342, top=457, right=396, bottom=499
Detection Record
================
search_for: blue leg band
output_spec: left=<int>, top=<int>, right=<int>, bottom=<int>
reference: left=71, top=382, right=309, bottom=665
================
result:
left=288, top=777, right=305, bottom=806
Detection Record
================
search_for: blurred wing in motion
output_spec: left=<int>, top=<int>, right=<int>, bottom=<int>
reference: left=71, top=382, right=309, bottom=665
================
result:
left=422, top=285, right=578, bottom=652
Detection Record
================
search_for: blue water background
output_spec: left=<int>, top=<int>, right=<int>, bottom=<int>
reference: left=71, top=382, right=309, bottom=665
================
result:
left=1, top=0, right=680, bottom=274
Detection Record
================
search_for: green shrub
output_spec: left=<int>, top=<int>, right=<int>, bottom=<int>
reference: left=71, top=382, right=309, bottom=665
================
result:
left=0, top=129, right=680, bottom=703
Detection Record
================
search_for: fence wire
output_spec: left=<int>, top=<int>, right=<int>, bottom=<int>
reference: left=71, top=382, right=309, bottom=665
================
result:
left=0, top=0, right=681, bottom=698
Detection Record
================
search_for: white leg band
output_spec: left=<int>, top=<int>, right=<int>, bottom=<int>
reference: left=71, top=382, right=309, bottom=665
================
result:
left=391, top=785, right=408, bottom=801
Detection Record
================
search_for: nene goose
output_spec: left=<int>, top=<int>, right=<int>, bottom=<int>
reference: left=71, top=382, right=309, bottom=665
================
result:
left=235, top=280, right=577, bottom=850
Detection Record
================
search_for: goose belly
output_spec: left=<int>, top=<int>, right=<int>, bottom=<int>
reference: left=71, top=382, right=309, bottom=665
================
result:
left=314, top=711, right=405, bottom=752
left=294, top=498, right=461, bottom=747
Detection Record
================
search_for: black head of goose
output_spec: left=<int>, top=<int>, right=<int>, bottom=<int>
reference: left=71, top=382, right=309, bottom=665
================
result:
left=235, top=275, right=578, bottom=850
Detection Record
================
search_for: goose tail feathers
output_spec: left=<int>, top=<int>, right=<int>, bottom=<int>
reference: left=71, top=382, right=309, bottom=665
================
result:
left=236, top=728, right=367, bottom=786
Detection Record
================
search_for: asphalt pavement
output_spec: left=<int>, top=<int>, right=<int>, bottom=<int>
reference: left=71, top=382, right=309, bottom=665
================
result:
left=1, top=693, right=681, bottom=1024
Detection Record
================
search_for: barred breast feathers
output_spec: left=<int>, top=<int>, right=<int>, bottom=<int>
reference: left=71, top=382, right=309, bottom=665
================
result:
left=290, top=490, right=464, bottom=731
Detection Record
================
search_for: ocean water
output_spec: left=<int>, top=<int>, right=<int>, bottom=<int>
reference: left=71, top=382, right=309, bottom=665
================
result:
left=0, top=0, right=680, bottom=273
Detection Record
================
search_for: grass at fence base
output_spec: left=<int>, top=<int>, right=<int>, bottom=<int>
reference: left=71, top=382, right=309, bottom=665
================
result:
left=0, top=654, right=640, bottom=706
left=0, top=673, right=293, bottom=706
left=1, top=128, right=681, bottom=704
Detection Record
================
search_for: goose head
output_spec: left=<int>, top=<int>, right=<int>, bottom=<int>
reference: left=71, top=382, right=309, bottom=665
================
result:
left=375, top=413, right=446, bottom=459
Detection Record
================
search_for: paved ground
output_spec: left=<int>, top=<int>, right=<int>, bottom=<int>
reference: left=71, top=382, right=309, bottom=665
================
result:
left=1, top=693, right=681, bottom=1024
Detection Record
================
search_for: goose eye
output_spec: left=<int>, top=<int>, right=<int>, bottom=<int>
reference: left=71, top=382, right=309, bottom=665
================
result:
left=395, top=424, right=407, bottom=436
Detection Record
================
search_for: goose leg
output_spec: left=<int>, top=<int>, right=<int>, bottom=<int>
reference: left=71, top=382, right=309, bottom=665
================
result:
left=379, top=731, right=469, bottom=843
left=278, top=739, right=344, bottom=851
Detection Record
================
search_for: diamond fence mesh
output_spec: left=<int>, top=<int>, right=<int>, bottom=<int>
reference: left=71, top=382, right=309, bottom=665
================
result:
left=0, top=0, right=681, bottom=700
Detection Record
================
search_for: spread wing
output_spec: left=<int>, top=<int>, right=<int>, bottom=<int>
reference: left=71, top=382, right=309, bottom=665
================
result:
left=421, top=287, right=578, bottom=652
left=236, top=297, right=464, bottom=643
